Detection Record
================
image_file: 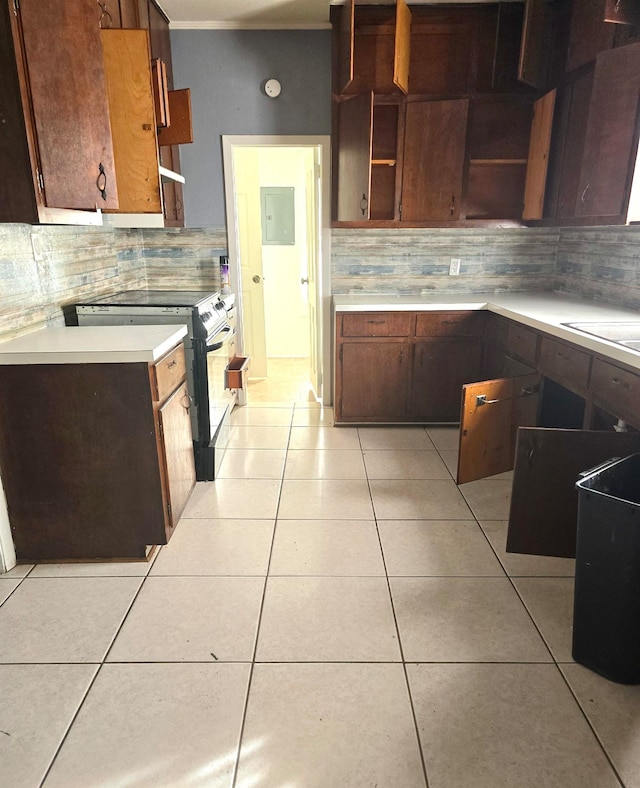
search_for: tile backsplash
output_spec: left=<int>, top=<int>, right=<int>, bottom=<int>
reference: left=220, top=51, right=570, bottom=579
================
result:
left=1, top=222, right=639, bottom=344
left=0, top=225, right=226, bottom=342
left=554, top=226, right=640, bottom=312
left=331, top=228, right=560, bottom=295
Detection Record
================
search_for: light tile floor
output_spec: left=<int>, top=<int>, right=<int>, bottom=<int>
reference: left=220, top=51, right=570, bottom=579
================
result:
left=1, top=378, right=638, bottom=786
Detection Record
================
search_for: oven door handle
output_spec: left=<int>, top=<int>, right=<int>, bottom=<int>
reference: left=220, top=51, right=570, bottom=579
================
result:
left=206, top=325, right=234, bottom=352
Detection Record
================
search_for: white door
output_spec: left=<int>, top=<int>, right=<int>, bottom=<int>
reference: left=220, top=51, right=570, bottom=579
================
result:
left=235, top=150, right=267, bottom=378
left=305, top=149, right=322, bottom=398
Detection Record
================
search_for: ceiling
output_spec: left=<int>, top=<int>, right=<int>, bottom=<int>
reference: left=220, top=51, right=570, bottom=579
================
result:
left=160, top=0, right=520, bottom=29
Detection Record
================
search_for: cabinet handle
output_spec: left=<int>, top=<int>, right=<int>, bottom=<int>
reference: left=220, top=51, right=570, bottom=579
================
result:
left=580, top=183, right=589, bottom=205
left=96, top=163, right=107, bottom=201
left=168, top=360, right=177, bottom=369
left=449, top=194, right=455, bottom=216
left=97, top=0, right=112, bottom=28
left=367, top=320, right=385, bottom=325
left=182, top=394, right=193, bottom=411
left=360, top=193, right=368, bottom=216
left=610, top=377, right=631, bottom=390
left=398, top=349, right=404, bottom=365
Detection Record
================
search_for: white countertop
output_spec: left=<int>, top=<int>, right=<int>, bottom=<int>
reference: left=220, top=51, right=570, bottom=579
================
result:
left=0, top=325, right=188, bottom=365
left=333, top=292, right=640, bottom=371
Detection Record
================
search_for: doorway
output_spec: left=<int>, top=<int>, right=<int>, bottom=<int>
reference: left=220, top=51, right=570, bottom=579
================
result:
left=222, top=135, right=331, bottom=406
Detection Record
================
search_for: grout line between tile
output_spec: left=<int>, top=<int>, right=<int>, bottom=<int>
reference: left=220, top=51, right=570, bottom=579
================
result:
left=230, top=414, right=292, bottom=788
left=360, top=427, right=431, bottom=788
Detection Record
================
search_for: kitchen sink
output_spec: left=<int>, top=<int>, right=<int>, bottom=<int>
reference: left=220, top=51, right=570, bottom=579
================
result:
left=563, top=322, right=640, bottom=352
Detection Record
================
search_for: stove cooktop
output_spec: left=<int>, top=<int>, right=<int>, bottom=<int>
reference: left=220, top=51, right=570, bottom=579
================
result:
left=78, top=290, right=220, bottom=308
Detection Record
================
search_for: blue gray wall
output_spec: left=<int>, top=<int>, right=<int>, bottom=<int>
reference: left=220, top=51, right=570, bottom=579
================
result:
left=170, top=29, right=332, bottom=228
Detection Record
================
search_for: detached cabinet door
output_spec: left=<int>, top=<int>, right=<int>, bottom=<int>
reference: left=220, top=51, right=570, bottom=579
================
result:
left=337, top=92, right=374, bottom=220
left=18, top=0, right=118, bottom=210
left=401, top=99, right=468, bottom=221
left=457, top=372, right=540, bottom=484
left=507, top=428, right=640, bottom=558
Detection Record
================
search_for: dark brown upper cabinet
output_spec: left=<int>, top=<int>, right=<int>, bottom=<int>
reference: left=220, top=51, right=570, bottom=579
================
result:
left=566, top=0, right=617, bottom=72
left=335, top=0, right=355, bottom=94
left=401, top=99, right=468, bottom=222
left=574, top=41, right=640, bottom=221
left=336, top=93, right=374, bottom=222
left=519, top=0, right=548, bottom=88
left=604, top=0, right=640, bottom=26
left=0, top=0, right=118, bottom=224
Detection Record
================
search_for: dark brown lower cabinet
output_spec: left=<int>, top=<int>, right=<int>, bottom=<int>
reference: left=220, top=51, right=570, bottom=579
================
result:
left=0, top=347, right=195, bottom=562
left=338, top=341, right=410, bottom=421
left=457, top=357, right=640, bottom=560
left=411, top=337, right=484, bottom=422
left=506, top=428, right=640, bottom=558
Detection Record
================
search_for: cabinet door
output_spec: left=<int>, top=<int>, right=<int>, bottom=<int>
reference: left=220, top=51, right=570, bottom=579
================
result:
left=393, top=0, right=411, bottom=94
left=545, top=67, right=594, bottom=219
left=575, top=42, right=640, bottom=219
left=158, top=381, right=196, bottom=535
left=566, top=0, right=615, bottom=72
left=337, top=92, right=373, bottom=221
left=101, top=29, right=162, bottom=213
left=336, top=0, right=355, bottom=94
left=18, top=0, right=118, bottom=210
left=457, top=372, right=540, bottom=484
left=338, top=341, right=410, bottom=421
left=411, top=338, right=484, bottom=422
left=518, top=0, right=546, bottom=88
left=522, top=89, right=556, bottom=220
left=401, top=99, right=468, bottom=221
left=506, top=428, right=640, bottom=558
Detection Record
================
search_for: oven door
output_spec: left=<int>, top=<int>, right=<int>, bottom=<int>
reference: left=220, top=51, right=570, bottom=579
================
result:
left=205, top=325, right=235, bottom=442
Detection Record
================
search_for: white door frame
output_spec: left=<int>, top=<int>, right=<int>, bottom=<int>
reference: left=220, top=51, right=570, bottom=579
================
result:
left=222, top=135, right=332, bottom=405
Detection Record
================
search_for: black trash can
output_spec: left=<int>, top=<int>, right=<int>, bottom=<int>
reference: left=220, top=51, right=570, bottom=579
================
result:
left=573, top=453, right=640, bottom=684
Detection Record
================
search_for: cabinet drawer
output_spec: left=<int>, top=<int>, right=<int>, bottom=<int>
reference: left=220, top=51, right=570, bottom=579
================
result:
left=507, top=324, right=538, bottom=365
left=152, top=343, right=186, bottom=402
left=539, top=337, right=591, bottom=391
left=340, top=312, right=412, bottom=337
left=591, top=359, right=640, bottom=422
left=415, top=311, right=485, bottom=337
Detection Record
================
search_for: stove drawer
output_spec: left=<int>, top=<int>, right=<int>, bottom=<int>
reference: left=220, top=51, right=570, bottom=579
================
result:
left=225, top=356, right=250, bottom=390
left=152, top=343, right=186, bottom=402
